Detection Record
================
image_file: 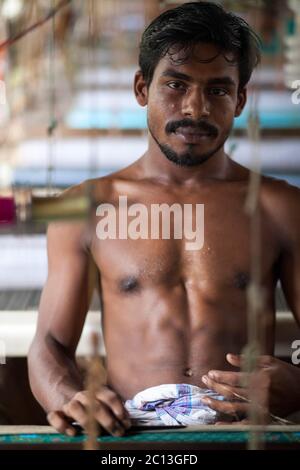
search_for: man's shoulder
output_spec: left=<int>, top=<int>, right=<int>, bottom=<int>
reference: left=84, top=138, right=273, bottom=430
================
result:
left=260, top=175, right=300, bottom=207
left=51, top=171, right=130, bottom=250
left=62, top=175, right=113, bottom=201
left=260, top=175, right=300, bottom=246
left=63, top=166, right=135, bottom=203
left=47, top=177, right=111, bottom=250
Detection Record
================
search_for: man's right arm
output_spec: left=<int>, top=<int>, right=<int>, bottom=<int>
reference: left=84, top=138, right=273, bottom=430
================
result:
left=28, top=220, right=131, bottom=436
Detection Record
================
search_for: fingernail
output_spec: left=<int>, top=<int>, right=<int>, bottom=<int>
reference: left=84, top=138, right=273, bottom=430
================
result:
left=208, top=371, right=215, bottom=379
left=202, top=375, right=208, bottom=383
left=113, top=425, right=125, bottom=437
left=66, top=428, right=75, bottom=437
left=123, top=419, right=131, bottom=429
left=202, top=398, right=211, bottom=404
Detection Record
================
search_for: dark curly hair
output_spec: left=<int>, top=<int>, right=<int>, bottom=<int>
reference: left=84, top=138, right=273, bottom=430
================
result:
left=139, top=1, right=261, bottom=90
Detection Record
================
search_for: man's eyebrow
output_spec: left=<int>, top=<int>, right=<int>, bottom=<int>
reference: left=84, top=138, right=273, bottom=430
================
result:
left=161, top=69, right=193, bottom=81
left=207, top=76, right=236, bottom=86
left=161, top=69, right=236, bottom=87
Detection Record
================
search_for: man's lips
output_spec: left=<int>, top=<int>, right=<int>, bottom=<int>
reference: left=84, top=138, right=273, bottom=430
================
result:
left=174, top=127, right=216, bottom=144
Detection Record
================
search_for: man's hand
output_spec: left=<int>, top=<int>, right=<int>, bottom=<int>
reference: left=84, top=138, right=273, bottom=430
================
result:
left=201, top=353, right=300, bottom=424
left=47, top=385, right=131, bottom=437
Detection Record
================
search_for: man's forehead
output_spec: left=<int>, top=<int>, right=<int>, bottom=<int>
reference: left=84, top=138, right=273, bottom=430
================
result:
left=154, top=43, right=239, bottom=81
left=169, top=42, right=232, bottom=62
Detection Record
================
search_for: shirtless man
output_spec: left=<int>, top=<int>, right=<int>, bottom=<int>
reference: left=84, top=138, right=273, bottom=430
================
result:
left=28, top=2, right=300, bottom=437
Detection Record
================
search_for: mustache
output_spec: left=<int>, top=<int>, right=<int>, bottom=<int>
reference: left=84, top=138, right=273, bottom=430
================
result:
left=166, top=119, right=218, bottom=136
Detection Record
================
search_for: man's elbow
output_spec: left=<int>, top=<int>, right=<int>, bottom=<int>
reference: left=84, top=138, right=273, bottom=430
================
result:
left=27, top=334, right=45, bottom=396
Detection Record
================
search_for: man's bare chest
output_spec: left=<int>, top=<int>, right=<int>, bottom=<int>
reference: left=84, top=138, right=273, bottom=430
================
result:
left=90, top=187, right=279, bottom=291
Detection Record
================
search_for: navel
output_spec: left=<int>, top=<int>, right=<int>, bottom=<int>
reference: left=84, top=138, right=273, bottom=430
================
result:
left=184, top=367, right=194, bottom=377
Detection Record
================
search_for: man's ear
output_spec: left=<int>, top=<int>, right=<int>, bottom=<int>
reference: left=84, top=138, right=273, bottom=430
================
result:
left=235, top=87, right=247, bottom=117
left=134, top=70, right=148, bottom=107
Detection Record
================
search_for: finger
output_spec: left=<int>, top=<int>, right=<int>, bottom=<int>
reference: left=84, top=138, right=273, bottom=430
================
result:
left=226, top=353, right=242, bottom=368
left=74, top=390, right=130, bottom=429
left=202, top=375, right=248, bottom=400
left=201, top=397, right=249, bottom=418
left=257, top=355, right=273, bottom=368
left=47, top=410, right=76, bottom=437
left=62, top=399, right=88, bottom=431
left=227, top=353, right=274, bottom=370
left=93, top=400, right=127, bottom=437
left=95, top=387, right=131, bottom=427
left=65, top=393, right=127, bottom=437
left=207, top=370, right=249, bottom=387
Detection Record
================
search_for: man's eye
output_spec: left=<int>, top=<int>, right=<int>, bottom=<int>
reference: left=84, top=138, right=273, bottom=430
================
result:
left=209, top=88, right=228, bottom=96
left=167, top=81, right=185, bottom=90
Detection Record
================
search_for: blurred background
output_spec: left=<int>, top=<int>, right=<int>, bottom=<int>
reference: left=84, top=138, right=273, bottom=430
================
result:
left=0, top=0, right=299, bottom=425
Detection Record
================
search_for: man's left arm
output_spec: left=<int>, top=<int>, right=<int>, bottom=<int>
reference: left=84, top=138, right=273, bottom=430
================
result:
left=201, top=183, right=300, bottom=421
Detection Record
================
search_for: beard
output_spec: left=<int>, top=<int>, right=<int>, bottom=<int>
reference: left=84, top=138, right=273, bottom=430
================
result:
left=148, top=119, right=231, bottom=167
left=149, top=125, right=227, bottom=167
left=155, top=140, right=225, bottom=167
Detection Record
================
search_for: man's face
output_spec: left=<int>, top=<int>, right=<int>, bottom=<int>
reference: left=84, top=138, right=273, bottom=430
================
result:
left=135, top=43, right=246, bottom=167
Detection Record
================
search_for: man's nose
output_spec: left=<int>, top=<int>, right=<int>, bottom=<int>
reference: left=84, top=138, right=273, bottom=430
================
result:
left=182, top=89, right=210, bottom=119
